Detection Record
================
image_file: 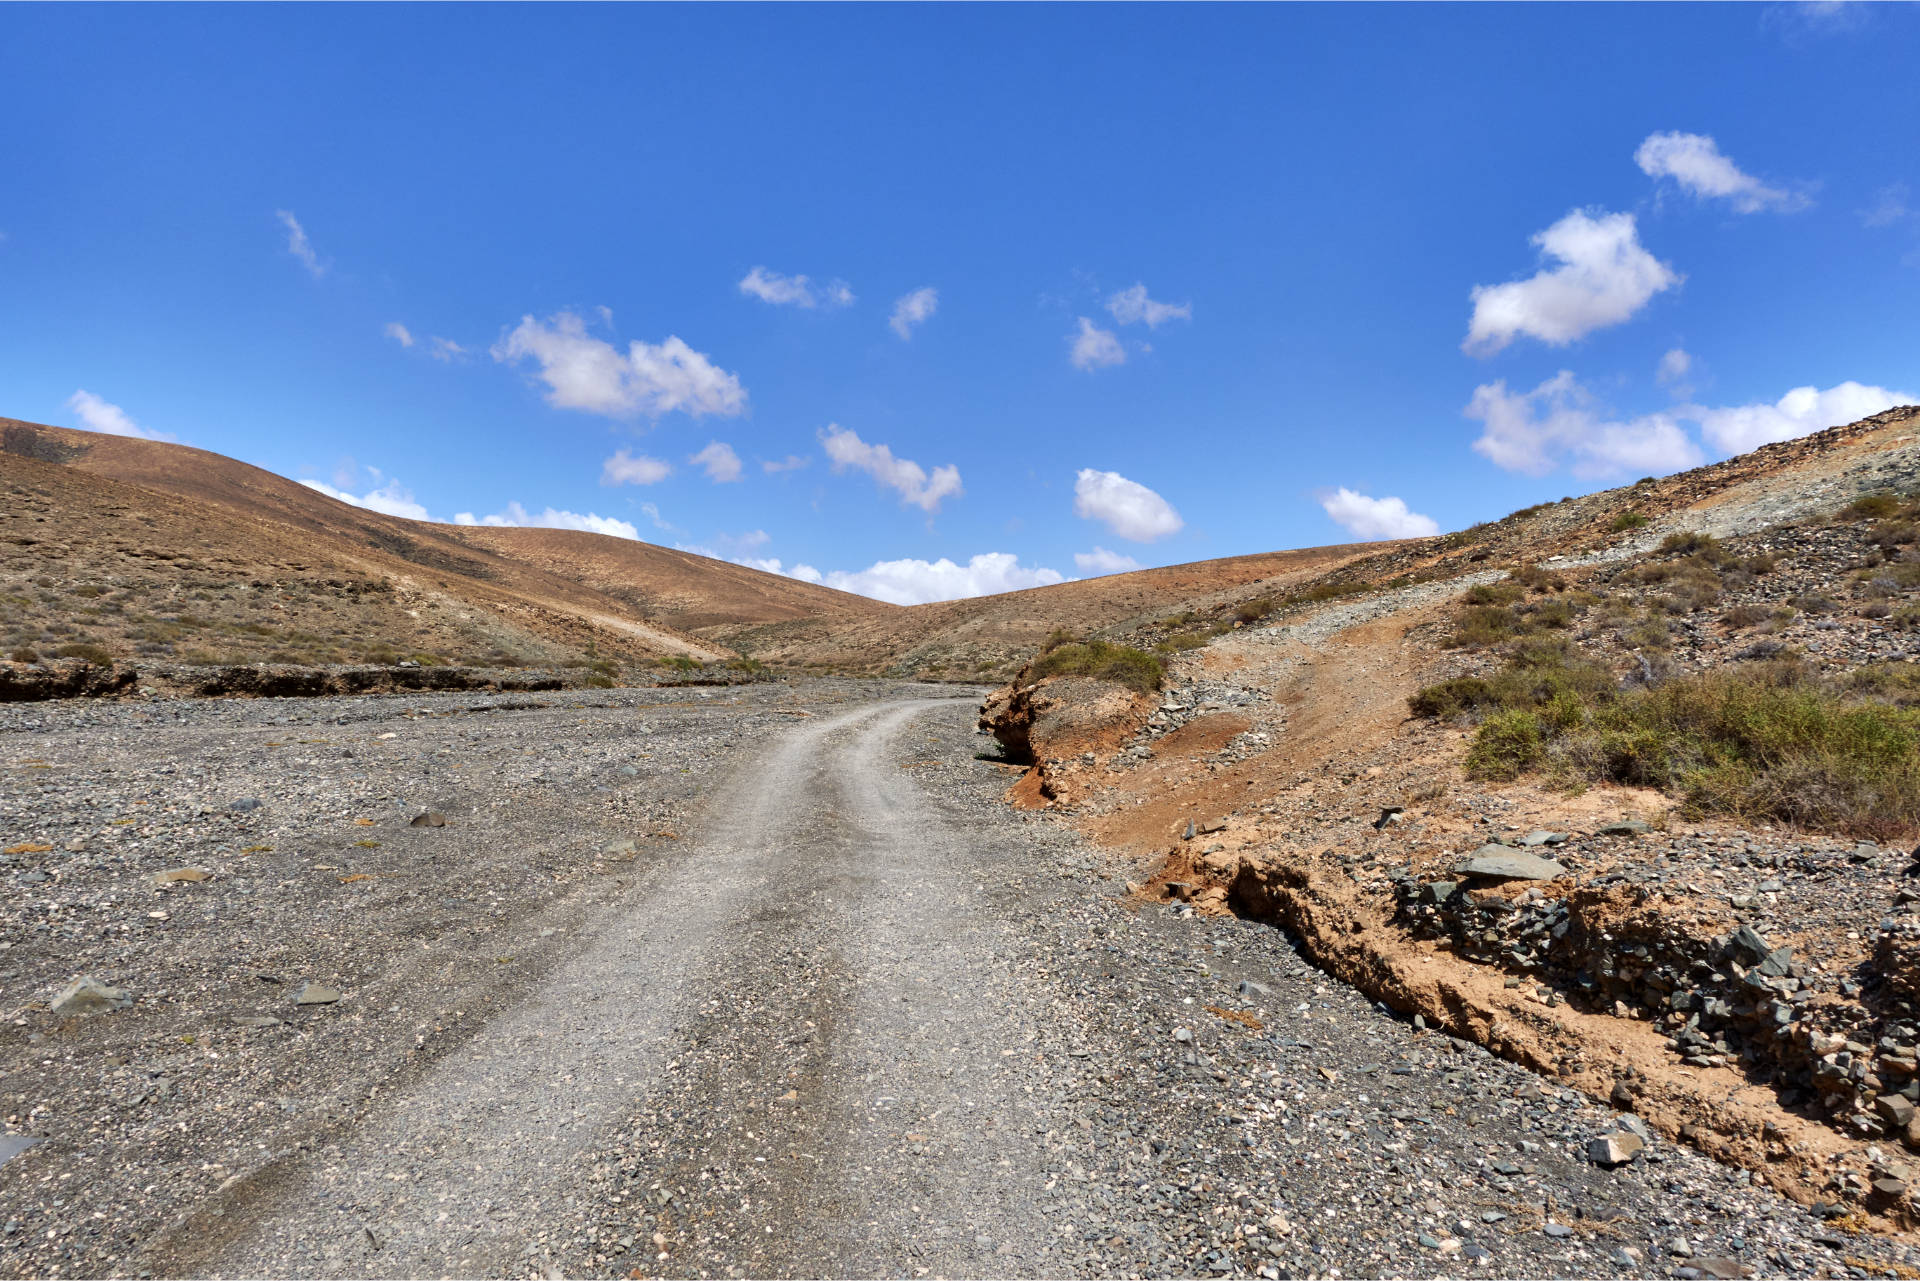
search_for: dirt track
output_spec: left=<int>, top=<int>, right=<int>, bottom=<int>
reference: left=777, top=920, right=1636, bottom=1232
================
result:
left=10, top=683, right=1920, bottom=1278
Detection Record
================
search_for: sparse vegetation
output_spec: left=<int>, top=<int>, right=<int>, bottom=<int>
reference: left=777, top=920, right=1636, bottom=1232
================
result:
left=1023, top=638, right=1164, bottom=696
left=54, top=642, right=113, bottom=666
left=1610, top=511, right=1650, bottom=533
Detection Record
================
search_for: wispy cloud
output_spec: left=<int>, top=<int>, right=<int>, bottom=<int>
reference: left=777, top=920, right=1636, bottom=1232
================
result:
left=739, top=266, right=854, bottom=309
left=601, top=449, right=671, bottom=486
left=384, top=322, right=415, bottom=348
left=889, top=287, right=938, bottom=340
left=1635, top=132, right=1807, bottom=213
left=1069, top=317, right=1126, bottom=370
left=66, top=390, right=173, bottom=442
left=820, top=425, right=962, bottom=512
left=276, top=209, right=324, bottom=277
left=1464, top=210, right=1680, bottom=356
left=761, top=454, right=809, bottom=474
left=1106, top=283, right=1191, bottom=328
left=491, top=311, right=747, bottom=419
left=1861, top=183, right=1912, bottom=229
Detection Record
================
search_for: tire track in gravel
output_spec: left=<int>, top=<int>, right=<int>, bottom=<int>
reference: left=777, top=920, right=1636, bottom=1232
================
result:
left=177, top=701, right=918, bottom=1279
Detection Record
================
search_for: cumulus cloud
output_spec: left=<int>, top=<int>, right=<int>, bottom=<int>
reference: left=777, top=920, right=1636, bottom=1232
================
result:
left=1073, top=546, right=1143, bottom=575
left=1106, top=283, right=1191, bottom=328
left=1466, top=372, right=1705, bottom=478
left=1463, top=210, right=1680, bottom=356
left=299, top=475, right=432, bottom=521
left=738, top=266, right=854, bottom=309
left=761, top=454, right=809, bottom=473
left=491, top=311, right=747, bottom=419
left=452, top=502, right=639, bottom=541
left=689, top=440, right=743, bottom=483
left=276, top=209, right=323, bottom=277
left=1319, top=488, right=1440, bottom=541
left=819, top=553, right=1065, bottom=606
left=601, top=449, right=671, bottom=486
left=1069, top=317, right=1126, bottom=371
left=1688, top=380, right=1916, bottom=455
left=1634, top=132, right=1805, bottom=213
left=384, top=322, right=415, bottom=348
left=820, top=425, right=962, bottom=512
left=66, top=390, right=173, bottom=442
left=1073, top=469, right=1183, bottom=542
left=889, top=286, right=938, bottom=340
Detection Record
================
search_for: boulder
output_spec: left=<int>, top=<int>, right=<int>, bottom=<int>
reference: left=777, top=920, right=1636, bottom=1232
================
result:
left=51, top=975, right=133, bottom=1015
left=1587, top=1131, right=1644, bottom=1167
left=1457, top=846, right=1566, bottom=881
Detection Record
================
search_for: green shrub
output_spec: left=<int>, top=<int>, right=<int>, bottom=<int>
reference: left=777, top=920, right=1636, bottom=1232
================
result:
left=9, top=647, right=37, bottom=663
left=1843, top=492, right=1904, bottom=521
left=1154, top=631, right=1213, bottom=653
left=1466, top=710, right=1546, bottom=780
left=1234, top=597, right=1275, bottom=624
left=1024, top=639, right=1164, bottom=696
left=1611, top=511, right=1651, bottom=532
left=1463, top=582, right=1524, bottom=607
left=54, top=642, right=113, bottom=666
left=1407, top=676, right=1494, bottom=719
left=661, top=654, right=700, bottom=672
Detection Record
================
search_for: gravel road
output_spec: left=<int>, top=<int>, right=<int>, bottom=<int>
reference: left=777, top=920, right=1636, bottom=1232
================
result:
left=9, top=685, right=1917, bottom=1279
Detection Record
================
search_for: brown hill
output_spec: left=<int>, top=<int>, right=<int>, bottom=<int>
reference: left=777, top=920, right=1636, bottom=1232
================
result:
left=0, top=415, right=1406, bottom=681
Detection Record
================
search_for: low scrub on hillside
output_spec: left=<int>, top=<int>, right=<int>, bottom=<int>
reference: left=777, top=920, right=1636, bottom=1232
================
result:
left=1411, top=644, right=1920, bottom=838
left=1023, top=636, right=1164, bottom=696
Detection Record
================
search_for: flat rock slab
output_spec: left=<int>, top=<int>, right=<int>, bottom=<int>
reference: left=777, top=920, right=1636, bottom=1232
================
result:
left=410, top=812, right=448, bottom=827
left=1457, top=846, right=1567, bottom=881
left=1517, top=830, right=1567, bottom=847
left=295, top=983, right=341, bottom=1006
left=0, top=1133, right=41, bottom=1170
left=150, top=867, right=211, bottom=886
left=51, top=975, right=133, bottom=1015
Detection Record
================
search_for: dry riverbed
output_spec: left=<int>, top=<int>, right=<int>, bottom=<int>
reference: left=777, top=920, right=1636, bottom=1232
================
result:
left=4, top=681, right=1919, bottom=1278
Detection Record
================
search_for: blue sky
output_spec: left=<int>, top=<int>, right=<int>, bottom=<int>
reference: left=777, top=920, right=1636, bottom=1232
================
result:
left=4, top=4, right=1918, bottom=604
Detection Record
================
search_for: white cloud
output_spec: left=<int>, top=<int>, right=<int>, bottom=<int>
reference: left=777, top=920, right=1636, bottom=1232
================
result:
left=1319, top=488, right=1440, bottom=541
left=820, top=553, right=1065, bottom=606
left=731, top=557, right=823, bottom=583
left=1466, top=372, right=1705, bottom=478
left=1862, top=183, right=1912, bottom=229
left=889, top=286, right=938, bottom=340
left=299, top=476, right=432, bottom=521
left=1463, top=210, right=1680, bottom=355
left=491, top=311, right=747, bottom=419
left=738, top=266, right=854, bottom=309
left=429, top=337, right=467, bottom=362
left=640, top=501, right=675, bottom=532
left=1656, top=347, right=1693, bottom=387
left=66, top=390, right=173, bottom=442
left=820, top=425, right=962, bottom=512
left=601, top=450, right=671, bottom=486
left=1106, top=283, right=1191, bottom=328
left=761, top=454, right=809, bottom=473
left=1687, top=380, right=1916, bottom=455
left=689, top=440, right=743, bottom=483
left=1634, top=132, right=1805, bottom=214
left=1073, top=546, right=1142, bottom=575
left=276, top=209, right=323, bottom=277
left=452, top=501, right=639, bottom=541
left=1073, top=469, right=1183, bottom=542
left=1070, top=317, right=1126, bottom=370
left=384, top=322, right=415, bottom=348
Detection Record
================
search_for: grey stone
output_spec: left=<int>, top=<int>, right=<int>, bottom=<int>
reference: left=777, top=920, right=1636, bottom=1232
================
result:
left=1544, top=1223, right=1573, bottom=1238
left=1457, top=847, right=1566, bottom=881
left=409, top=812, right=448, bottom=828
left=1373, top=806, right=1406, bottom=830
left=229, top=797, right=263, bottom=812
left=229, top=1015, right=283, bottom=1028
left=1588, top=1131, right=1644, bottom=1166
left=1757, top=946, right=1794, bottom=978
left=295, top=982, right=341, bottom=1006
left=149, top=867, right=211, bottom=886
left=1692, top=1260, right=1746, bottom=1280
left=600, top=838, right=637, bottom=855
left=1598, top=819, right=1650, bottom=836
left=1424, top=881, right=1459, bottom=904
left=0, top=1134, right=40, bottom=1170
left=1877, top=1094, right=1916, bottom=1129
left=1518, top=830, right=1568, bottom=847
left=50, top=976, right=133, bottom=1016
left=1729, top=923, right=1772, bottom=966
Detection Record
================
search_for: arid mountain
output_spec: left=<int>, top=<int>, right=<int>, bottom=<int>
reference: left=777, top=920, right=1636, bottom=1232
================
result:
left=0, top=415, right=1405, bottom=679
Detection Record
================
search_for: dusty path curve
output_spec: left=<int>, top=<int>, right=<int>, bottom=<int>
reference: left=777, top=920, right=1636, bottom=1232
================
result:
left=189, top=700, right=1055, bottom=1278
